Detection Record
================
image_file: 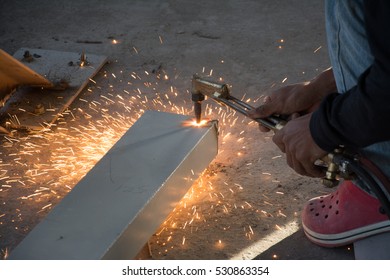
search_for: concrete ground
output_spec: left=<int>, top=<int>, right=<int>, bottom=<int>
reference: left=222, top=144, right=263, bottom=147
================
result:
left=0, top=0, right=355, bottom=259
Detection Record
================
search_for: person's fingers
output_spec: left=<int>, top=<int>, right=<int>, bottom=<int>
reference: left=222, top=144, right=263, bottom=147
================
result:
left=305, top=164, right=326, bottom=178
left=290, top=157, right=307, bottom=176
left=248, top=96, right=273, bottom=119
left=272, top=132, right=285, bottom=153
left=285, top=149, right=293, bottom=169
left=296, top=145, right=327, bottom=177
left=289, top=112, right=300, bottom=120
left=299, top=160, right=326, bottom=177
left=292, top=149, right=327, bottom=177
left=263, top=95, right=271, bottom=104
left=258, top=124, right=271, bottom=132
left=286, top=151, right=323, bottom=177
left=249, top=96, right=275, bottom=132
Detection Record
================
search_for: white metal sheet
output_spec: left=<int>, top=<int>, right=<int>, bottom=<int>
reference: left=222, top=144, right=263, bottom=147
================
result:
left=9, top=111, right=218, bottom=259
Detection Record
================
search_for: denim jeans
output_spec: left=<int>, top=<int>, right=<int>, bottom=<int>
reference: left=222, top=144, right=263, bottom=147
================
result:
left=325, top=0, right=390, bottom=179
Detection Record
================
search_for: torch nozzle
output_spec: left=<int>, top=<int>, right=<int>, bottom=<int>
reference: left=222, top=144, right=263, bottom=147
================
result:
left=194, top=102, right=202, bottom=123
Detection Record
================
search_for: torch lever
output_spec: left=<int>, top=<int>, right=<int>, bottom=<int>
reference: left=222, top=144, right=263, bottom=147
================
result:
left=191, top=74, right=286, bottom=130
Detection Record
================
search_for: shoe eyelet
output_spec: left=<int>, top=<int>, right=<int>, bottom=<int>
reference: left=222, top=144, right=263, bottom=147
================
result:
left=379, top=206, right=387, bottom=215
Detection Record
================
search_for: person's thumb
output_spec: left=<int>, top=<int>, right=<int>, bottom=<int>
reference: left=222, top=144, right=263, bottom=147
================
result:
left=248, top=96, right=274, bottom=118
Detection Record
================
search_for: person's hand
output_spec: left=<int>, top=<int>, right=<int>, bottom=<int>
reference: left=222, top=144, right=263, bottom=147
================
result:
left=272, top=113, right=327, bottom=177
left=248, top=82, right=321, bottom=132
left=248, top=68, right=337, bottom=132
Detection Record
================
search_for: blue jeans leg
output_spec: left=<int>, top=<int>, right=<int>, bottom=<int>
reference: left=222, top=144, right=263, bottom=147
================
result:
left=325, top=0, right=373, bottom=92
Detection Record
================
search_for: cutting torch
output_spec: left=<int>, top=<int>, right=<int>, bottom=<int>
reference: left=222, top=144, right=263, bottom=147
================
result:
left=190, top=74, right=390, bottom=218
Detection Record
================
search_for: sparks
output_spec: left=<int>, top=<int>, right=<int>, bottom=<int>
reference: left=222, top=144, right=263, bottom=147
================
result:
left=0, top=62, right=269, bottom=260
left=313, top=46, right=322, bottom=53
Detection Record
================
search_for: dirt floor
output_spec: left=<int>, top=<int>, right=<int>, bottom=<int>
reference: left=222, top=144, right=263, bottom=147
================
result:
left=0, top=0, right=353, bottom=259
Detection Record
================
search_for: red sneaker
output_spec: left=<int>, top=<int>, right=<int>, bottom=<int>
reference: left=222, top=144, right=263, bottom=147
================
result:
left=302, top=180, right=390, bottom=247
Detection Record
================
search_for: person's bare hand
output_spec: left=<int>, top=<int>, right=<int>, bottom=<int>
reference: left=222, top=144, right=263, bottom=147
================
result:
left=248, top=82, right=321, bottom=132
left=272, top=113, right=327, bottom=177
left=248, top=68, right=337, bottom=132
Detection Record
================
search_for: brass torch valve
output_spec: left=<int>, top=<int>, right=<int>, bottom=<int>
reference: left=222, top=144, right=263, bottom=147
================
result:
left=321, top=148, right=343, bottom=188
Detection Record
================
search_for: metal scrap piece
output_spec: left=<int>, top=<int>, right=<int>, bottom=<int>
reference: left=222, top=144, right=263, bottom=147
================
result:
left=0, top=48, right=107, bottom=131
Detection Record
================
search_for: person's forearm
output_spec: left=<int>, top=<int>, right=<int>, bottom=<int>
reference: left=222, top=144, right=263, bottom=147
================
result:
left=307, top=68, right=337, bottom=98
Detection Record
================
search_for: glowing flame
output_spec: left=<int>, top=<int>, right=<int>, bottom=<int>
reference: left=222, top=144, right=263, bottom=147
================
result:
left=181, top=119, right=209, bottom=127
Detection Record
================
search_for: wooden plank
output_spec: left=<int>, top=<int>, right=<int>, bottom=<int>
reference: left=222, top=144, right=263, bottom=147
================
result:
left=0, top=48, right=107, bottom=131
left=9, top=111, right=218, bottom=259
left=0, top=49, right=52, bottom=109
left=0, top=49, right=52, bottom=91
